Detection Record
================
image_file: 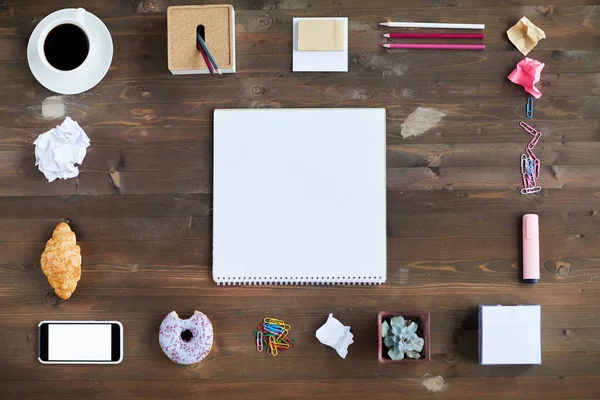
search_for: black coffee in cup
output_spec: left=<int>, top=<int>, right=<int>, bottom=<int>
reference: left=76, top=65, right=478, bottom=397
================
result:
left=43, top=24, right=89, bottom=71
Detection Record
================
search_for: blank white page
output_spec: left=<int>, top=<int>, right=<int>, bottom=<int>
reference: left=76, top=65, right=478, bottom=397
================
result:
left=213, top=108, right=386, bottom=285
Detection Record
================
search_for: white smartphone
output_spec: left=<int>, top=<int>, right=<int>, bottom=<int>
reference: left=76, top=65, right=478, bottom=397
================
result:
left=38, top=321, right=123, bottom=364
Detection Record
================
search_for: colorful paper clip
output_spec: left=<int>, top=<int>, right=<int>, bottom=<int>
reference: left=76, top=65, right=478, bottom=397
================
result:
left=526, top=97, right=534, bottom=118
left=519, top=122, right=543, bottom=195
left=254, top=317, right=296, bottom=357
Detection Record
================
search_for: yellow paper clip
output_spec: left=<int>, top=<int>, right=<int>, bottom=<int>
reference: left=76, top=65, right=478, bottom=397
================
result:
left=264, top=317, right=285, bottom=326
left=264, top=318, right=291, bottom=332
left=268, top=336, right=278, bottom=356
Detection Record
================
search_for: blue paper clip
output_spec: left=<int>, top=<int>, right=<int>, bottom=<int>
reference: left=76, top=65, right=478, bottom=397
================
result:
left=263, top=323, right=285, bottom=334
left=526, top=159, right=536, bottom=177
left=526, top=97, right=534, bottom=118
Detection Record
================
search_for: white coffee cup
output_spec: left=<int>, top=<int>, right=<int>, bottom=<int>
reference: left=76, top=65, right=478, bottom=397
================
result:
left=27, top=8, right=113, bottom=95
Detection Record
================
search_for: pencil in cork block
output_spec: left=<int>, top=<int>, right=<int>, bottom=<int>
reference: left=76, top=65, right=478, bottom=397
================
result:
left=167, top=5, right=236, bottom=74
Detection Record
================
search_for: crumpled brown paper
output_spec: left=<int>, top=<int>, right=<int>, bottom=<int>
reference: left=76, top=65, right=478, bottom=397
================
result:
left=507, top=17, right=546, bottom=56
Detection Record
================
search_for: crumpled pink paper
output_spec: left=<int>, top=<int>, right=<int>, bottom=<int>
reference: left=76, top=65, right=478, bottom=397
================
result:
left=508, top=57, right=545, bottom=98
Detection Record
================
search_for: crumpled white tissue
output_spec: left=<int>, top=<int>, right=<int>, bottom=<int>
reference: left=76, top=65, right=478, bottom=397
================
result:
left=315, top=313, right=354, bottom=359
left=33, top=117, right=90, bottom=182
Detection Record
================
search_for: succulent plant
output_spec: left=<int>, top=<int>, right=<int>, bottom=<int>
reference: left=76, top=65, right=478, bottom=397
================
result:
left=381, top=316, right=424, bottom=360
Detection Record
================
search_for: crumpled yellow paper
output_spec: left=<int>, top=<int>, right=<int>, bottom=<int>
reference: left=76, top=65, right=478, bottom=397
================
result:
left=507, top=17, right=546, bottom=56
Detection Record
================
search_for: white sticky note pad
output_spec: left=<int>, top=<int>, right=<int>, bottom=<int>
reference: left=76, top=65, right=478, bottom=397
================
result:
left=480, top=305, right=541, bottom=365
left=293, top=17, right=348, bottom=72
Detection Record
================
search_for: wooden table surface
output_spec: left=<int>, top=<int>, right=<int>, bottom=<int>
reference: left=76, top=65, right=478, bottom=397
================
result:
left=1, top=0, right=600, bottom=399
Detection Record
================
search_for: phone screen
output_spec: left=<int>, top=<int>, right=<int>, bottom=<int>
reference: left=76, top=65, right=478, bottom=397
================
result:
left=49, top=324, right=112, bottom=361
left=39, top=322, right=122, bottom=363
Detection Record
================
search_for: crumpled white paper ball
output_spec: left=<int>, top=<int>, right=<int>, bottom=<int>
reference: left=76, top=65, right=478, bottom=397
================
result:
left=33, top=117, right=91, bottom=182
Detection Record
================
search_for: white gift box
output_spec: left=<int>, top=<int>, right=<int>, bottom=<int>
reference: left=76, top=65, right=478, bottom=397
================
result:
left=479, top=305, right=541, bottom=365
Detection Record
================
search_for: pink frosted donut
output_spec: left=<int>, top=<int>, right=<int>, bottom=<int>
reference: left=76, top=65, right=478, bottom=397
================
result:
left=159, top=310, right=213, bottom=365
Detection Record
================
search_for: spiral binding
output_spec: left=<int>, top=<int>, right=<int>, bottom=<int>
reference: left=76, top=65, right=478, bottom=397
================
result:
left=214, top=276, right=385, bottom=285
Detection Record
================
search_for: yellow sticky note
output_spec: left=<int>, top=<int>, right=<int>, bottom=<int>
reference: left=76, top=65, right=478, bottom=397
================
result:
left=507, top=17, right=546, bottom=56
left=298, top=19, right=345, bottom=51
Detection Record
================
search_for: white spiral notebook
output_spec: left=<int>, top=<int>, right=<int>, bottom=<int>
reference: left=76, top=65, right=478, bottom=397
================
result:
left=213, top=108, right=387, bottom=285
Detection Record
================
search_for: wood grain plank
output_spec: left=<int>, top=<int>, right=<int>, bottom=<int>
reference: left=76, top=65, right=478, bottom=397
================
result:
left=387, top=189, right=600, bottom=214
left=6, top=141, right=600, bottom=174
left=0, top=170, right=212, bottom=196
left=8, top=0, right=598, bottom=14
left=387, top=166, right=600, bottom=191
left=0, top=217, right=193, bottom=243
left=0, top=353, right=599, bottom=381
left=1, top=72, right=598, bottom=112
left=2, top=120, right=599, bottom=153
left=2, top=377, right=600, bottom=400
left=4, top=97, right=597, bottom=126
left=0, top=239, right=209, bottom=264
left=0, top=194, right=211, bottom=218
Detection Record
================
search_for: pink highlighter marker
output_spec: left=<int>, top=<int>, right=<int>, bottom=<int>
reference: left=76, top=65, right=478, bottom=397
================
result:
left=522, top=214, right=540, bottom=284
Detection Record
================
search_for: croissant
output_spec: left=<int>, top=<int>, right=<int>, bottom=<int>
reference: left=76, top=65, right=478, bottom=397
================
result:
left=41, top=222, right=81, bottom=300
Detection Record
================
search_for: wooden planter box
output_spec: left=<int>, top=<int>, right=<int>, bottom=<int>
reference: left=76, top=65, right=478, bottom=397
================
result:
left=378, top=311, right=431, bottom=363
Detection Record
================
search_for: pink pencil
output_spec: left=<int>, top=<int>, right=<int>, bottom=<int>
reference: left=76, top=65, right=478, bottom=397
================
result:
left=383, top=33, right=484, bottom=39
left=382, top=43, right=485, bottom=50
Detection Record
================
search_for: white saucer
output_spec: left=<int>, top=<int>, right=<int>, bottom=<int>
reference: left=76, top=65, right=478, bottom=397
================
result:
left=27, top=9, right=113, bottom=95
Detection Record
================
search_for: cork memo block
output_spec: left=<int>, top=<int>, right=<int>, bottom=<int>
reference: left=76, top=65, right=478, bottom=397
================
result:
left=298, top=19, right=345, bottom=51
left=167, top=5, right=236, bottom=74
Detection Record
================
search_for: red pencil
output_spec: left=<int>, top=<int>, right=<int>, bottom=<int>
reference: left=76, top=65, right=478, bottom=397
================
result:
left=383, top=43, right=485, bottom=50
left=383, top=33, right=484, bottom=39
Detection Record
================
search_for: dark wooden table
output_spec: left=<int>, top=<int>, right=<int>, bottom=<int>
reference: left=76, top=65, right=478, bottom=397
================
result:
left=1, top=1, right=600, bottom=399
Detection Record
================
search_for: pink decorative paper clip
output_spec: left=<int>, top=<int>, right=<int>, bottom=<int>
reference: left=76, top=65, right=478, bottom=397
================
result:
left=520, top=121, right=538, bottom=136
left=526, top=147, right=538, bottom=162
left=256, top=331, right=264, bottom=352
left=522, top=173, right=533, bottom=188
left=528, top=131, right=542, bottom=148
left=519, top=121, right=542, bottom=195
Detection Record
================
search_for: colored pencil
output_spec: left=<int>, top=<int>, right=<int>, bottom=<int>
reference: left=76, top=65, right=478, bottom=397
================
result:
left=197, top=32, right=222, bottom=76
left=380, top=22, right=485, bottom=30
left=382, top=43, right=485, bottom=50
left=196, top=41, right=215, bottom=76
left=383, top=33, right=484, bottom=39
